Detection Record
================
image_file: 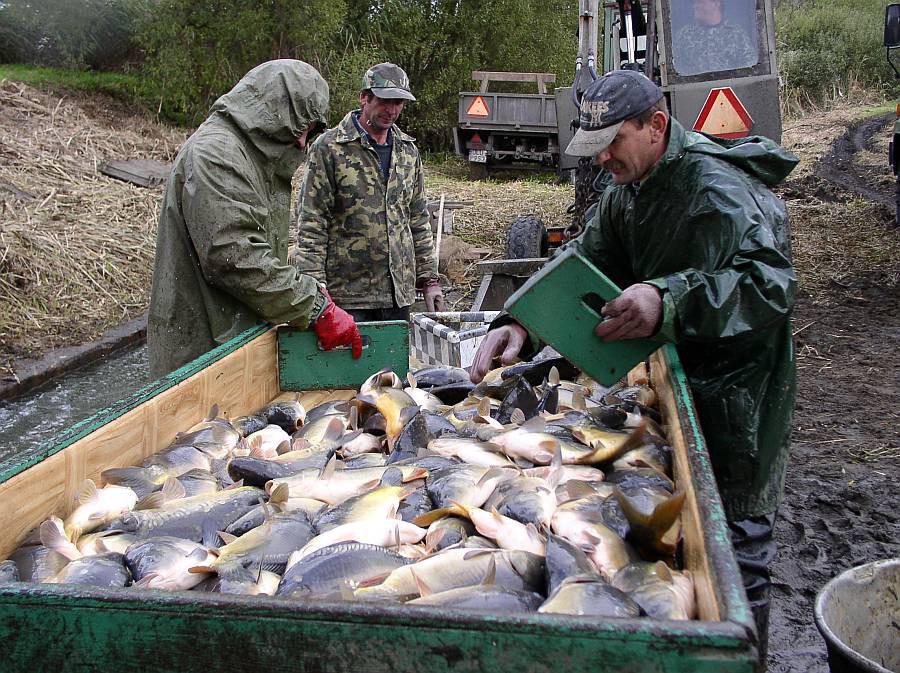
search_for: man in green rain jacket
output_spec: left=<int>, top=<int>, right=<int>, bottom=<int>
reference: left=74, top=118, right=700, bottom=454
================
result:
left=471, top=70, right=798, bottom=657
left=149, top=60, right=362, bottom=379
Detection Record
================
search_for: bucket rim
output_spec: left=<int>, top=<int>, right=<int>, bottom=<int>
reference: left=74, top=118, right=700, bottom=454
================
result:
left=813, top=558, right=900, bottom=673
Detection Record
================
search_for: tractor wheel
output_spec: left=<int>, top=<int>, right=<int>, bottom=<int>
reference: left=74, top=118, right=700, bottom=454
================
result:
left=505, top=215, right=549, bottom=259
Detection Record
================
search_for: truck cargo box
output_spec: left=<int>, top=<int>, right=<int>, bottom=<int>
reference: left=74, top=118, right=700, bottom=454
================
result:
left=0, top=323, right=760, bottom=672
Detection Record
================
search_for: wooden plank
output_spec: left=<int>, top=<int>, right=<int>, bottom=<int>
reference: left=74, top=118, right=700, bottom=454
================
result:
left=649, top=349, right=720, bottom=622
left=0, top=329, right=279, bottom=559
left=471, top=71, right=557, bottom=94
left=98, top=158, right=171, bottom=188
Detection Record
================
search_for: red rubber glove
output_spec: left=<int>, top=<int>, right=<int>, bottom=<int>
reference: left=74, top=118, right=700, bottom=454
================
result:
left=423, top=278, right=445, bottom=312
left=314, top=290, right=363, bottom=358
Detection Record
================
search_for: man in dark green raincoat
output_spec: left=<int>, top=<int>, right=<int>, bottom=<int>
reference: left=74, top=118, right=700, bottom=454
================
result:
left=471, top=70, right=798, bottom=657
left=148, top=60, right=362, bottom=379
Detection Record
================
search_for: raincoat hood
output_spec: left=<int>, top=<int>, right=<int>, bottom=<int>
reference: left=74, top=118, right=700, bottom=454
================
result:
left=208, top=59, right=329, bottom=163
left=655, top=118, right=799, bottom=188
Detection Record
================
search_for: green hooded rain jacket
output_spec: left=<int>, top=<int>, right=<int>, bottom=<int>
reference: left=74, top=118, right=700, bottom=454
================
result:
left=148, top=60, right=329, bottom=379
left=570, top=118, right=799, bottom=520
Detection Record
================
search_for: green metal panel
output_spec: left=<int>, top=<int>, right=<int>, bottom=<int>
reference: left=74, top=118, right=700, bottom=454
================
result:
left=0, top=585, right=755, bottom=673
left=505, top=247, right=661, bottom=385
left=277, top=321, right=409, bottom=391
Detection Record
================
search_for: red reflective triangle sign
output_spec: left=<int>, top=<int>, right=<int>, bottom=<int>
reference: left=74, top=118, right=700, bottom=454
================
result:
left=467, top=96, right=490, bottom=117
left=693, top=87, right=754, bottom=138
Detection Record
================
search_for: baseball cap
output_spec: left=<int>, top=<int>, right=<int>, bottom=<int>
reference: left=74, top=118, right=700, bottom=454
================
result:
left=565, top=70, right=663, bottom=156
left=362, top=63, right=416, bottom=101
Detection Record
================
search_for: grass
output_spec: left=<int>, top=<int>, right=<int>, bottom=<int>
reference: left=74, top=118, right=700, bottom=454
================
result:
left=0, top=64, right=154, bottom=109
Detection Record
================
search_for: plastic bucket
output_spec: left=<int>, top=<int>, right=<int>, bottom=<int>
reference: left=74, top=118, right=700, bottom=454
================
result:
left=814, top=558, right=900, bottom=673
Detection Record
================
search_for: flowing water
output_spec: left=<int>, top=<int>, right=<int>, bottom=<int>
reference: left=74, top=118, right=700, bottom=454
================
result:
left=0, top=344, right=150, bottom=465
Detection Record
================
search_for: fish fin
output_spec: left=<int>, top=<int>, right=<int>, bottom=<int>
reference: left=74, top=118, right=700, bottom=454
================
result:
left=201, top=519, right=222, bottom=548
left=572, top=390, right=587, bottom=411
left=398, top=484, right=418, bottom=501
left=402, top=467, right=428, bottom=483
left=520, top=416, right=546, bottom=433
left=134, top=573, right=160, bottom=587
left=338, top=581, right=355, bottom=601
left=276, top=441, right=291, bottom=456
left=335, top=429, right=363, bottom=450
left=380, top=467, right=403, bottom=487
left=654, top=560, right=674, bottom=583
left=292, top=437, right=311, bottom=452
left=268, top=482, right=289, bottom=504
left=509, top=408, right=526, bottom=425
left=476, top=466, right=509, bottom=487
left=409, top=567, right=433, bottom=597
left=135, top=492, right=166, bottom=510
left=259, top=496, right=273, bottom=521
left=406, top=371, right=418, bottom=389
left=526, top=522, right=545, bottom=546
left=161, top=477, right=186, bottom=502
left=217, top=531, right=239, bottom=545
left=448, top=500, right=472, bottom=520
left=187, top=565, right=214, bottom=575
left=566, top=480, right=597, bottom=500
left=477, top=397, right=492, bottom=419
left=227, top=479, right=244, bottom=490
left=355, top=572, right=391, bottom=589
left=424, top=527, right=447, bottom=553
left=40, top=517, right=82, bottom=561
left=322, top=417, right=346, bottom=448
left=76, top=479, right=98, bottom=505
left=349, top=405, right=359, bottom=431
left=548, top=366, right=560, bottom=387
left=100, top=467, right=153, bottom=492
left=413, top=508, right=459, bottom=527
left=481, top=555, right=497, bottom=586
left=399, top=405, right=421, bottom=428
left=64, top=523, right=83, bottom=543
left=321, top=454, right=338, bottom=480
left=207, top=404, right=220, bottom=421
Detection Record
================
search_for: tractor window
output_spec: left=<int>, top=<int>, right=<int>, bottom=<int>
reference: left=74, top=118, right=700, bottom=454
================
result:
left=670, top=0, right=759, bottom=76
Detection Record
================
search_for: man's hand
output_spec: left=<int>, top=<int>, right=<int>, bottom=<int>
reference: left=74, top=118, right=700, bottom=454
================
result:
left=423, top=278, right=445, bottom=312
left=314, top=290, right=363, bottom=358
left=594, top=283, right=663, bottom=341
left=469, top=323, right=528, bottom=383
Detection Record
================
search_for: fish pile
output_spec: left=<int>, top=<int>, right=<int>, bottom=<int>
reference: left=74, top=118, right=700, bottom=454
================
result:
left=0, top=356, right=696, bottom=620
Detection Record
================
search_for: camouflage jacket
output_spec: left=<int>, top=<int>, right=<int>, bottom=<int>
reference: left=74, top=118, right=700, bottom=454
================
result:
left=295, top=111, right=437, bottom=309
left=674, top=20, right=757, bottom=75
left=147, top=60, right=329, bottom=380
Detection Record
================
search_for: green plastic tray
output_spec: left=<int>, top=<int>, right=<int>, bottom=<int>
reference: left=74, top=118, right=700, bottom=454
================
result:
left=504, top=247, right=661, bottom=385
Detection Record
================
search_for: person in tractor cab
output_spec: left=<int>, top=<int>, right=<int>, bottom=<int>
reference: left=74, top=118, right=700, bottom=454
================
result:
left=470, top=69, right=798, bottom=659
left=295, top=63, right=442, bottom=323
left=674, top=0, right=757, bottom=75
left=148, top=60, right=362, bottom=380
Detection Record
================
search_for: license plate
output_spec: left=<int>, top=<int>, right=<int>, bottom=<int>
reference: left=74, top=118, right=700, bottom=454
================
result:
left=468, top=150, right=487, bottom=163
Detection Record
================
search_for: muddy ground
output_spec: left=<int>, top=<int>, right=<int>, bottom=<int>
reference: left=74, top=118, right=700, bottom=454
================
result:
left=767, top=114, right=900, bottom=672
left=1, top=84, right=899, bottom=671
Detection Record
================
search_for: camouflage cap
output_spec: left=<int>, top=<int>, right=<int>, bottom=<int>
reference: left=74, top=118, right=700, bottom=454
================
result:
left=362, top=63, right=416, bottom=101
left=565, top=70, right=663, bottom=157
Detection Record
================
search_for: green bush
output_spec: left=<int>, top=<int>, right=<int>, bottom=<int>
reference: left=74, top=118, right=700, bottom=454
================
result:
left=776, top=0, right=899, bottom=105
left=0, top=0, right=148, bottom=70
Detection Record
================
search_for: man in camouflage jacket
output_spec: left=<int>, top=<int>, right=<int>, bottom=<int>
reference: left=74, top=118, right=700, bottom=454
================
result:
left=295, top=63, right=442, bottom=322
left=674, top=0, right=756, bottom=75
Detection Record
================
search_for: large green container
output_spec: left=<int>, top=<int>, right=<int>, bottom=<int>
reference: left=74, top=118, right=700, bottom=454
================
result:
left=0, top=324, right=760, bottom=673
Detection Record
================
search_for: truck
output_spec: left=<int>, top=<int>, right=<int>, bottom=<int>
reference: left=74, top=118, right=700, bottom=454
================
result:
left=0, top=322, right=761, bottom=672
left=459, top=0, right=784, bottom=259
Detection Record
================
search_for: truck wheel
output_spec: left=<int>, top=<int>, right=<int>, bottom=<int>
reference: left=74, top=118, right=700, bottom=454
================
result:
left=506, top=215, right=548, bottom=259
left=469, top=162, right=489, bottom=181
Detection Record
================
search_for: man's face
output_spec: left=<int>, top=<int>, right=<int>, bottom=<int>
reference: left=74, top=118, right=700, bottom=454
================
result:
left=359, top=93, right=406, bottom=133
left=692, top=0, right=722, bottom=26
left=594, top=112, right=668, bottom=184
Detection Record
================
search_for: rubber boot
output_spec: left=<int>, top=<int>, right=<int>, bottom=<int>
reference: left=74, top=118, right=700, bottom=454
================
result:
left=729, top=513, right=777, bottom=668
